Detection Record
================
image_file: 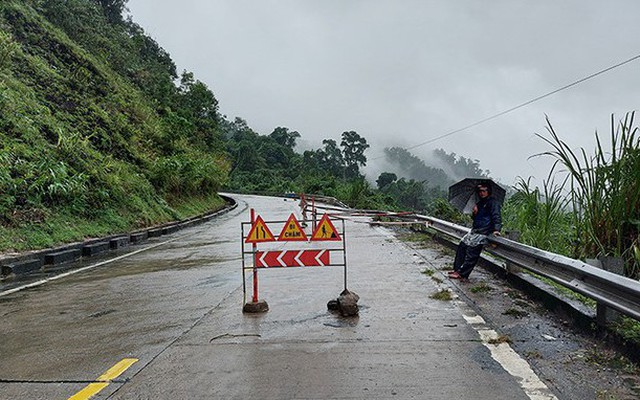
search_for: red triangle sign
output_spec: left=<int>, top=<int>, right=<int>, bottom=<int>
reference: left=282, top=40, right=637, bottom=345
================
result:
left=311, top=214, right=341, bottom=241
left=245, top=215, right=276, bottom=243
left=278, top=214, right=308, bottom=241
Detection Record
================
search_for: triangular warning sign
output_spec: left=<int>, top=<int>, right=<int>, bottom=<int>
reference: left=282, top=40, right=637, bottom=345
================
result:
left=278, top=214, right=308, bottom=241
left=311, top=214, right=341, bottom=241
left=245, top=215, right=276, bottom=243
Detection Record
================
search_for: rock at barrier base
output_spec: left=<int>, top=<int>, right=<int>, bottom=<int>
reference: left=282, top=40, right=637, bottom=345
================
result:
left=327, top=299, right=339, bottom=310
left=328, top=289, right=359, bottom=317
left=243, top=300, right=269, bottom=313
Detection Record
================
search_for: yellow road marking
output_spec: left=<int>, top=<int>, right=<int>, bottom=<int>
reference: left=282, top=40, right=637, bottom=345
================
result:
left=68, top=358, right=138, bottom=400
left=67, top=383, right=109, bottom=400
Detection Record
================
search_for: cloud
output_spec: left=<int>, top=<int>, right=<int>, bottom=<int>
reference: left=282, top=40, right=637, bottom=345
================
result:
left=127, top=0, right=640, bottom=187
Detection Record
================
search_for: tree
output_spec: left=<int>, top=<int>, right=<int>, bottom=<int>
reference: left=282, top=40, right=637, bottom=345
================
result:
left=269, top=127, right=300, bottom=149
left=318, top=139, right=345, bottom=177
left=178, top=72, right=218, bottom=120
left=376, top=172, right=397, bottom=189
left=176, top=71, right=220, bottom=149
left=340, top=131, right=369, bottom=179
left=433, top=148, right=488, bottom=180
left=93, top=0, right=128, bottom=24
left=384, top=147, right=451, bottom=189
left=388, top=178, right=428, bottom=211
left=233, top=140, right=264, bottom=172
left=260, top=140, right=290, bottom=169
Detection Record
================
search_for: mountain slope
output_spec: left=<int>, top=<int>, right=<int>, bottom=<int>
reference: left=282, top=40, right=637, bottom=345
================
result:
left=0, top=0, right=229, bottom=252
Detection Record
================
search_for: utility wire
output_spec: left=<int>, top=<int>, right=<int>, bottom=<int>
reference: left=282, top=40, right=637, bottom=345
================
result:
left=373, top=52, right=640, bottom=159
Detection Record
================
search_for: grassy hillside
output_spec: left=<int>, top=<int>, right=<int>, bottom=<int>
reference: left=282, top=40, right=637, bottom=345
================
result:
left=0, top=0, right=229, bottom=252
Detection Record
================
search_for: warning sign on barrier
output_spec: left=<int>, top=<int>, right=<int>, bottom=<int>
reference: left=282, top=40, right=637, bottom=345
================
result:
left=311, top=214, right=341, bottom=241
left=277, top=213, right=308, bottom=241
left=245, top=215, right=276, bottom=243
left=241, top=209, right=347, bottom=310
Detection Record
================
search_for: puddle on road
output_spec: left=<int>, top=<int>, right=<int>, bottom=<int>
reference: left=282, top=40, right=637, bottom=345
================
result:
left=164, top=239, right=236, bottom=250
left=88, top=309, right=117, bottom=318
left=323, top=318, right=359, bottom=328
left=196, top=275, right=236, bottom=288
left=1, top=255, right=232, bottom=292
left=101, top=256, right=234, bottom=278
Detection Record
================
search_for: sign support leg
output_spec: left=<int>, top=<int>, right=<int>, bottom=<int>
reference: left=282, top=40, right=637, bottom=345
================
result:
left=243, top=208, right=269, bottom=313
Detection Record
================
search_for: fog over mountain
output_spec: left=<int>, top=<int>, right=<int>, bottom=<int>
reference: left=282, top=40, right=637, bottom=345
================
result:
left=127, top=0, right=640, bottom=187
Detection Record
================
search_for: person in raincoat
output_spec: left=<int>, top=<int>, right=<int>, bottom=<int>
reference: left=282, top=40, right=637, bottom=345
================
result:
left=448, top=182, right=502, bottom=280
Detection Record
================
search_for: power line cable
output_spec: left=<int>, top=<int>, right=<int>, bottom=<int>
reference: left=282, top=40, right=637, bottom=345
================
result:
left=372, top=52, right=640, bottom=159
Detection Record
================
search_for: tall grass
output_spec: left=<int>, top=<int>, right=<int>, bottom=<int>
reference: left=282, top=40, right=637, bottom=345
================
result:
left=536, top=112, right=640, bottom=277
left=502, top=174, right=575, bottom=256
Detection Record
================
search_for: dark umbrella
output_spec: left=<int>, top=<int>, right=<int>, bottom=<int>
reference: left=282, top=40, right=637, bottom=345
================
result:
left=448, top=178, right=506, bottom=214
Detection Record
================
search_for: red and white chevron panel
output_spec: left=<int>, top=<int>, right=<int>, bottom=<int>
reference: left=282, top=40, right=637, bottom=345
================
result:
left=255, top=250, right=330, bottom=268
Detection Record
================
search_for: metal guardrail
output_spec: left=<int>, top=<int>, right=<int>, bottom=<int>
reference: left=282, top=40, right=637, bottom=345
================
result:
left=305, top=199, right=640, bottom=322
left=303, top=194, right=350, bottom=209
left=418, top=215, right=640, bottom=322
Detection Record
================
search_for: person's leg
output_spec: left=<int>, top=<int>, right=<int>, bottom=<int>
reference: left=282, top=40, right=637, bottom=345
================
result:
left=453, top=241, right=467, bottom=272
left=457, top=244, right=483, bottom=278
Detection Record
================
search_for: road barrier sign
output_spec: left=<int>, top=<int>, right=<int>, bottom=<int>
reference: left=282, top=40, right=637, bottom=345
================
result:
left=255, top=249, right=330, bottom=267
left=311, top=214, right=341, bottom=241
left=245, top=215, right=275, bottom=243
left=277, top=213, right=308, bottom=241
left=241, top=209, right=347, bottom=311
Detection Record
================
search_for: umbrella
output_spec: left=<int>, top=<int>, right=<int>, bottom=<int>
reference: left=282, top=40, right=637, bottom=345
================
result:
left=448, top=178, right=506, bottom=214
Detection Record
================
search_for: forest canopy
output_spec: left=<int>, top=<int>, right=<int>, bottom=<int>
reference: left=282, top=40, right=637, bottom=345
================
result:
left=0, top=0, right=490, bottom=251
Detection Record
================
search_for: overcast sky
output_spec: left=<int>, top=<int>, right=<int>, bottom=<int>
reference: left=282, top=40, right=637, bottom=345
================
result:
left=126, top=0, right=640, bottom=187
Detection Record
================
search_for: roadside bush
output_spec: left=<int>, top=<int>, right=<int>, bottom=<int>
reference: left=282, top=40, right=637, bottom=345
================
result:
left=537, top=113, right=640, bottom=276
left=0, top=30, right=19, bottom=69
left=502, top=176, right=575, bottom=256
left=149, top=152, right=229, bottom=199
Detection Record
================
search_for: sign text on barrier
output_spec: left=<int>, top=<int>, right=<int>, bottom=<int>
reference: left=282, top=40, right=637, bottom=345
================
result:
left=277, top=213, right=308, bottom=241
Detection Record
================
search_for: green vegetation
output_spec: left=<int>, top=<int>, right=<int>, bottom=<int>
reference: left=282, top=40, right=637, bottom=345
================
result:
left=3, top=1, right=639, bottom=318
left=0, top=0, right=486, bottom=253
left=503, top=113, right=640, bottom=278
left=502, top=176, right=575, bottom=256
left=586, top=346, right=637, bottom=373
left=421, top=268, right=434, bottom=276
left=537, top=113, right=640, bottom=277
left=221, top=111, right=485, bottom=214
left=612, top=317, right=640, bottom=344
left=488, top=335, right=512, bottom=345
left=430, top=289, right=453, bottom=301
left=0, top=0, right=228, bottom=251
left=490, top=111, right=640, bottom=280
left=469, top=282, right=494, bottom=294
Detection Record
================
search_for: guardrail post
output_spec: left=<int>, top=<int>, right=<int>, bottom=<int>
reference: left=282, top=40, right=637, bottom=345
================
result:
left=505, top=230, right=522, bottom=274
left=587, top=257, right=624, bottom=327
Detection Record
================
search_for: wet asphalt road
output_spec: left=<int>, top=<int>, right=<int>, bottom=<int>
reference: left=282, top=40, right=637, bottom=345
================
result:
left=0, top=194, right=558, bottom=399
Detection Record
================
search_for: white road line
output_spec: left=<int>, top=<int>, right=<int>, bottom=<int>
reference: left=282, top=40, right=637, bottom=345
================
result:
left=462, top=313, right=558, bottom=400
left=0, top=236, right=184, bottom=298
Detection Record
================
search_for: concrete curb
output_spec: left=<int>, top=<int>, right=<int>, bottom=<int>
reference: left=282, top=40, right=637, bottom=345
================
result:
left=0, top=195, right=238, bottom=280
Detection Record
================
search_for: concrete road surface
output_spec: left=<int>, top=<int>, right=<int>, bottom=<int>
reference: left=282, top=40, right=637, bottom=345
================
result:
left=0, top=194, right=557, bottom=399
